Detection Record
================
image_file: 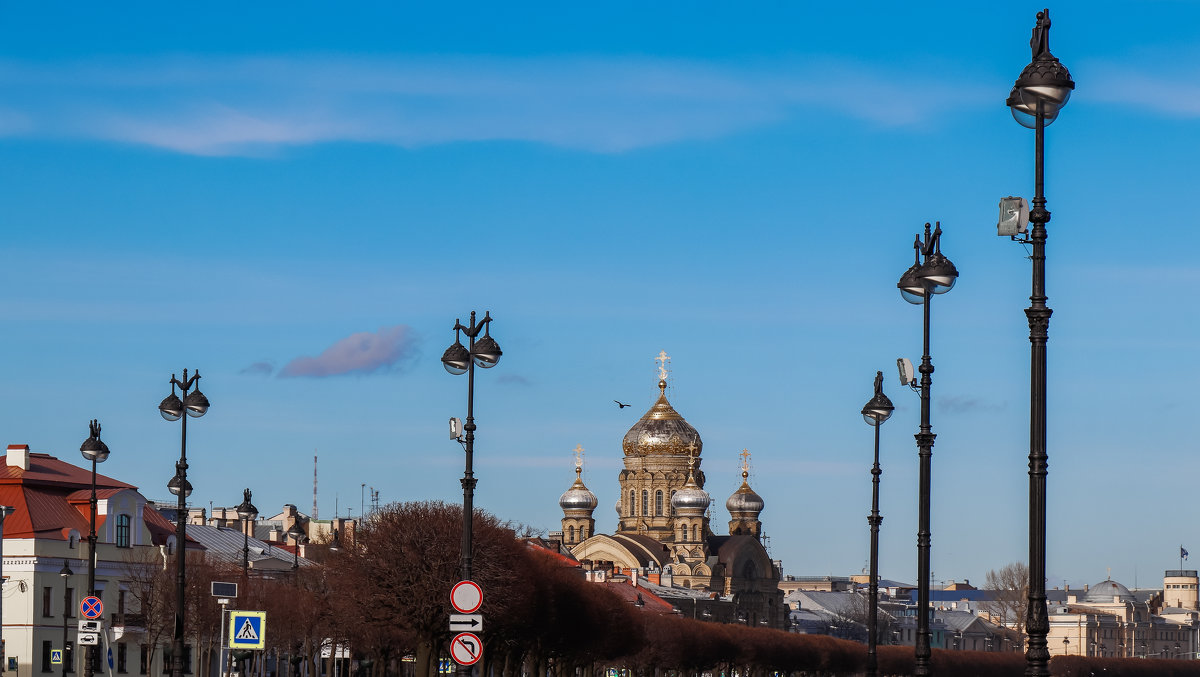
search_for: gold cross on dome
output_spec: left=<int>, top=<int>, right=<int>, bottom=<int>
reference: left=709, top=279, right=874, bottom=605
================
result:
left=686, top=441, right=697, bottom=456
left=655, top=350, right=671, bottom=381
left=740, top=448, right=751, bottom=474
left=574, top=444, right=584, bottom=469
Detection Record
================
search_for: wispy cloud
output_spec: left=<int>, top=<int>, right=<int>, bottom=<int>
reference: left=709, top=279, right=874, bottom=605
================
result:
left=497, top=373, right=532, bottom=386
left=239, top=360, right=275, bottom=376
left=279, top=325, right=418, bottom=378
left=938, top=395, right=1007, bottom=415
left=0, top=55, right=995, bottom=156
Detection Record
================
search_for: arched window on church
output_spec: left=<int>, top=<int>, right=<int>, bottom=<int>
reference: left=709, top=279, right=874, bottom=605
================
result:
left=630, top=490, right=636, bottom=516
left=741, top=560, right=758, bottom=579
left=641, top=490, right=649, bottom=516
left=568, top=526, right=575, bottom=542
left=655, top=490, right=663, bottom=516
left=680, top=525, right=687, bottom=541
left=691, top=524, right=697, bottom=541
left=670, top=490, right=676, bottom=516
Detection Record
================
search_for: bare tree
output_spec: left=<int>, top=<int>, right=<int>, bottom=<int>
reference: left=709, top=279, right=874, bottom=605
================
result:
left=979, top=562, right=1028, bottom=636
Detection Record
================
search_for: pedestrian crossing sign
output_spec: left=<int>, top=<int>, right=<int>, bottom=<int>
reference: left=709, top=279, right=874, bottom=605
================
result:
left=228, top=611, right=267, bottom=650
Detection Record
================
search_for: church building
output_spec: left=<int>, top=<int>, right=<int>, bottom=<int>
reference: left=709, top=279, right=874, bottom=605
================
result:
left=558, top=356, right=785, bottom=628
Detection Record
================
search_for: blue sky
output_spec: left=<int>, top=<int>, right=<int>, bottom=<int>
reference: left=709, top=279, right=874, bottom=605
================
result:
left=1, top=2, right=1198, bottom=590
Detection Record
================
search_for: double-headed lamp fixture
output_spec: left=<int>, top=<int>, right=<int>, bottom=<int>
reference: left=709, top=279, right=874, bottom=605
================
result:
left=441, top=312, right=502, bottom=374
left=897, top=223, right=958, bottom=304
left=158, top=384, right=210, bottom=421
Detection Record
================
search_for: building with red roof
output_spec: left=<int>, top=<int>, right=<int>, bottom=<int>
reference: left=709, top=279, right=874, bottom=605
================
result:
left=0, top=445, right=190, bottom=677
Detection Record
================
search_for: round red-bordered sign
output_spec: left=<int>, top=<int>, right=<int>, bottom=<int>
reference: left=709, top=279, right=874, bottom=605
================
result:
left=450, top=580, right=482, bottom=614
left=80, top=596, right=103, bottom=619
left=450, top=632, right=483, bottom=666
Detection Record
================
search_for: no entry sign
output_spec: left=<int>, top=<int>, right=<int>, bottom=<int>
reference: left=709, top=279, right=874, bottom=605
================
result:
left=450, top=580, right=482, bottom=614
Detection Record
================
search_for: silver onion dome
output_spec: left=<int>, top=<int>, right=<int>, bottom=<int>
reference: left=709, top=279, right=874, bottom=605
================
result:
left=671, top=471, right=710, bottom=512
left=726, top=483, right=765, bottom=514
left=558, top=470, right=598, bottom=512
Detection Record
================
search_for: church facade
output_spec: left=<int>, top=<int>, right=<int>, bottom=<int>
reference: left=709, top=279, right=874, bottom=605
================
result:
left=558, top=364, right=785, bottom=628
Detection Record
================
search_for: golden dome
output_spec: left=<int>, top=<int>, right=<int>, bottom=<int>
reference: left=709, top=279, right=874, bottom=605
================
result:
left=621, top=380, right=702, bottom=457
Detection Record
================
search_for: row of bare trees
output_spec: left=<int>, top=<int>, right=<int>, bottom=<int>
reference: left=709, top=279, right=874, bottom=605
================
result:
left=124, top=502, right=1200, bottom=677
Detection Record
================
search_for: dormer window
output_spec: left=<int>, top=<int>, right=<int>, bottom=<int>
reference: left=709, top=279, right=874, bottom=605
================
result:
left=116, top=515, right=131, bottom=548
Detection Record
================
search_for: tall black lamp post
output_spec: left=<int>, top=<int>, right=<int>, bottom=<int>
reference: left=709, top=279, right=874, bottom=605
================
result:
left=1006, top=11, right=1073, bottom=677
left=236, top=489, right=257, bottom=575
left=79, top=421, right=110, bottom=677
left=861, top=371, right=894, bottom=677
left=897, top=222, right=958, bottom=677
left=60, top=560, right=73, bottom=677
left=159, top=370, right=209, bottom=677
left=441, top=311, right=501, bottom=677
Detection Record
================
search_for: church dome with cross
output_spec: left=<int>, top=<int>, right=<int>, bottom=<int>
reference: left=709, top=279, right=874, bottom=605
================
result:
left=621, top=352, right=702, bottom=458
left=561, top=350, right=785, bottom=630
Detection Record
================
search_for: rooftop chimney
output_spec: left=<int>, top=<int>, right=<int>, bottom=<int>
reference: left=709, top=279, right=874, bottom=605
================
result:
left=6, top=444, right=30, bottom=471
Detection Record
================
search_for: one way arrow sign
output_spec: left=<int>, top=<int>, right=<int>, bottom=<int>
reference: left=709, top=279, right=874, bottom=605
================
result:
left=449, top=614, right=483, bottom=632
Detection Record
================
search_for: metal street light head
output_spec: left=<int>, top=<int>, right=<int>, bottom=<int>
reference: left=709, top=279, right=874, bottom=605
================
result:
left=1007, top=9, right=1074, bottom=128
left=441, top=333, right=470, bottom=375
left=80, top=419, right=111, bottom=463
left=471, top=334, right=502, bottom=369
left=167, top=473, right=192, bottom=497
left=917, top=223, right=958, bottom=295
left=59, top=560, right=73, bottom=577
left=158, top=390, right=184, bottom=422
left=897, top=261, right=926, bottom=305
left=918, top=251, right=958, bottom=295
left=236, top=488, right=258, bottom=521
left=862, top=372, right=895, bottom=426
left=184, top=388, right=210, bottom=418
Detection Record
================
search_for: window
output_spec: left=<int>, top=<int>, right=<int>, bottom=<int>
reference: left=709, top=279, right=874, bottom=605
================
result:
left=655, top=491, right=663, bottom=516
left=139, top=645, right=148, bottom=675
left=691, top=525, right=697, bottom=541
left=641, top=490, right=648, bottom=516
left=116, top=515, right=132, bottom=548
left=43, top=587, right=52, bottom=617
left=117, top=643, right=127, bottom=674
left=42, top=640, right=53, bottom=673
left=670, top=490, right=676, bottom=516
left=629, top=491, right=635, bottom=516
left=680, top=526, right=687, bottom=541
left=567, top=526, right=575, bottom=542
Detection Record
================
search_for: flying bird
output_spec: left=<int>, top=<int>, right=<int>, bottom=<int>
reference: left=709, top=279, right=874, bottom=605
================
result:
left=614, top=400, right=631, bottom=408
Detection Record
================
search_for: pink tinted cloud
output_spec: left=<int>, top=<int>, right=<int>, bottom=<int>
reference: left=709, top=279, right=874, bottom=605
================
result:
left=279, top=325, right=418, bottom=378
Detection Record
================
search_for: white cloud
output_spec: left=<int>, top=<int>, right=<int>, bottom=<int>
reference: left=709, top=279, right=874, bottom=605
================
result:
left=0, top=55, right=997, bottom=156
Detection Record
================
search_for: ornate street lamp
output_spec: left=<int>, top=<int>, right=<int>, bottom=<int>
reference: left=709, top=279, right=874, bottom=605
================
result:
left=60, top=560, right=73, bottom=677
left=79, top=421, right=110, bottom=677
left=897, top=221, right=958, bottom=677
left=861, top=371, right=894, bottom=677
left=159, top=369, right=209, bottom=677
left=287, top=523, right=305, bottom=571
left=235, top=489, right=258, bottom=575
left=442, top=310, right=501, bottom=677
left=1006, top=11, right=1073, bottom=677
